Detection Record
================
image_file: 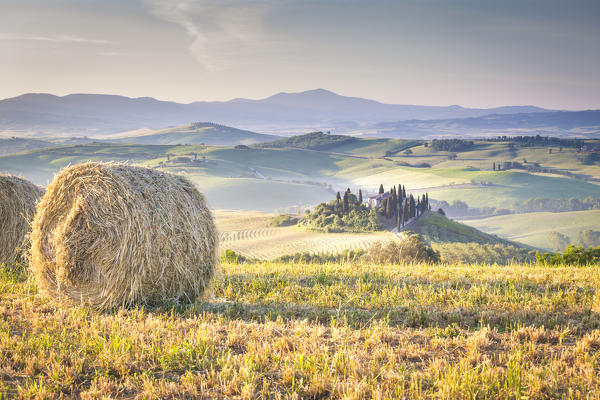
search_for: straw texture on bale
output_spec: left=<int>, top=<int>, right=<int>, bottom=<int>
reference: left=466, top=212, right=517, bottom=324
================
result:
left=30, top=162, right=218, bottom=311
left=0, top=175, right=43, bottom=264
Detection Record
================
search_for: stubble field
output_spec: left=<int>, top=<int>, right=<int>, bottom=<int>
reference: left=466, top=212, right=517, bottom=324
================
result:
left=1, top=260, right=600, bottom=399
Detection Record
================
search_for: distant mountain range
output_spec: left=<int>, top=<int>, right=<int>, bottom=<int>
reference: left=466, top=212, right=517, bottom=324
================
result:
left=0, top=88, right=597, bottom=138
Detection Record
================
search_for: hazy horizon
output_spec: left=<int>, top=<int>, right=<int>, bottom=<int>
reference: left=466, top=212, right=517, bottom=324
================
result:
left=2, top=0, right=600, bottom=110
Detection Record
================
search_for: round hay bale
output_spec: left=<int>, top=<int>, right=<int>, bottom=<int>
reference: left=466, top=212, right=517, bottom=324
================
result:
left=0, top=174, right=43, bottom=264
left=29, top=162, right=218, bottom=311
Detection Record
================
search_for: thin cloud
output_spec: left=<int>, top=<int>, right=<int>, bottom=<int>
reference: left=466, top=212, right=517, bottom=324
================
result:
left=0, top=33, right=111, bottom=45
left=143, top=0, right=277, bottom=71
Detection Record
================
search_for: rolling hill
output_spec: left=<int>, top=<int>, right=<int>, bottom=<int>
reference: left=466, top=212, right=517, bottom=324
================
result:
left=408, top=211, right=521, bottom=246
left=0, top=137, right=55, bottom=156
left=460, top=209, right=600, bottom=251
left=110, top=122, right=280, bottom=146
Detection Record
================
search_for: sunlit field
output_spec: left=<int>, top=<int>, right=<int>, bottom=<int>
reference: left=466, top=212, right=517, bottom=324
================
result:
left=215, top=210, right=392, bottom=260
left=2, top=260, right=599, bottom=399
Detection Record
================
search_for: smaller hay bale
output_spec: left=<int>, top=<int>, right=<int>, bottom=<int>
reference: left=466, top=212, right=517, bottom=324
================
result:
left=0, top=174, right=43, bottom=264
left=29, top=162, right=219, bottom=311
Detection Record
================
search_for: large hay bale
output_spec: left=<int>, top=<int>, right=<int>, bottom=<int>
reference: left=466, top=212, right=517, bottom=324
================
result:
left=0, top=175, right=43, bottom=264
left=29, top=162, right=218, bottom=311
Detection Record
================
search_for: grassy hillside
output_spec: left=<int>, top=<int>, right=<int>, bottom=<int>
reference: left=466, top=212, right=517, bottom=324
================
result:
left=254, top=131, right=356, bottom=150
left=3, top=260, right=600, bottom=398
left=255, top=131, right=419, bottom=158
left=461, top=209, right=600, bottom=251
left=425, top=168, right=600, bottom=209
left=112, top=122, right=279, bottom=146
left=0, top=143, right=176, bottom=185
left=388, top=140, right=600, bottom=181
left=408, top=211, right=517, bottom=246
left=0, top=137, right=55, bottom=156
left=0, top=140, right=597, bottom=214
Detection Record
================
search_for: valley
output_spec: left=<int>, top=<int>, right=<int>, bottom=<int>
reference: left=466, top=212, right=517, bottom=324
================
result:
left=2, top=131, right=598, bottom=256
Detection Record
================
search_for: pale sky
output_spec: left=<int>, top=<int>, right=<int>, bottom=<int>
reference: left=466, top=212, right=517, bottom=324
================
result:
left=1, top=0, right=599, bottom=109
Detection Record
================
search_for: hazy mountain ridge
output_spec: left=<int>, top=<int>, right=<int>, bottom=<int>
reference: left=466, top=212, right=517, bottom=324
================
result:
left=371, top=110, right=600, bottom=139
left=0, top=89, right=556, bottom=137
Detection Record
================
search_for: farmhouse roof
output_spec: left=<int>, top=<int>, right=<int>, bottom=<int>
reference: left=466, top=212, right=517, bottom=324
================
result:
left=368, top=192, right=390, bottom=200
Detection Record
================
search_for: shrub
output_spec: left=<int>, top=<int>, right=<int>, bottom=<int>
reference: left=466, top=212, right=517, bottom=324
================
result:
left=268, top=214, right=299, bottom=227
left=274, top=249, right=365, bottom=263
left=536, top=245, right=600, bottom=266
left=222, top=249, right=249, bottom=263
left=362, top=234, right=440, bottom=264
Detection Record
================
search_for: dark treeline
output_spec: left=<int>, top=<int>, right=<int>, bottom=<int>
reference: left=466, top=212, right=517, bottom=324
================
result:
left=486, top=135, right=584, bottom=148
left=430, top=139, right=474, bottom=152
left=431, top=196, right=600, bottom=218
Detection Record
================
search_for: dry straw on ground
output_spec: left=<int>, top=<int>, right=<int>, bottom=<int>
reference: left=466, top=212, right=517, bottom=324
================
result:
left=0, top=174, right=43, bottom=264
left=29, top=162, right=218, bottom=311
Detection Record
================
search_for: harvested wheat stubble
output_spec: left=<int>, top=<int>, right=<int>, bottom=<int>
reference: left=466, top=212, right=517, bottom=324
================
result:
left=29, top=162, right=218, bottom=311
left=0, top=174, right=43, bottom=264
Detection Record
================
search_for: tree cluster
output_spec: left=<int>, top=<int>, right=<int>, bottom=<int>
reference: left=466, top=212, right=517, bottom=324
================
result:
left=430, top=139, right=474, bottom=152
left=536, top=245, right=600, bottom=266
left=303, top=188, right=381, bottom=232
left=547, top=230, right=600, bottom=251
left=376, top=184, right=430, bottom=231
left=255, top=131, right=356, bottom=150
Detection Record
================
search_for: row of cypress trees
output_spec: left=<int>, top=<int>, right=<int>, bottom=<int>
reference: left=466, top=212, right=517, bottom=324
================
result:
left=335, top=185, right=431, bottom=231
left=377, top=184, right=430, bottom=230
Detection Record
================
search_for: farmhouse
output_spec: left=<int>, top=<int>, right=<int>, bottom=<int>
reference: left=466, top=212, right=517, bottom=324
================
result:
left=367, top=192, right=389, bottom=208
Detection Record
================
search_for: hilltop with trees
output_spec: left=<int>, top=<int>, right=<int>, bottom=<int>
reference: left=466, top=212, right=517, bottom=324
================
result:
left=254, top=131, right=356, bottom=151
left=302, top=185, right=431, bottom=233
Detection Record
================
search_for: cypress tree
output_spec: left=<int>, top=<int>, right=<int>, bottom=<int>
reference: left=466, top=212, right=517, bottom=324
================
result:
left=397, top=209, right=401, bottom=231
left=379, top=184, right=384, bottom=194
left=385, top=195, right=392, bottom=218
left=493, top=162, right=496, bottom=171
left=409, top=194, right=416, bottom=218
left=397, top=197, right=402, bottom=218
left=402, top=185, right=406, bottom=199
left=343, top=191, right=349, bottom=213
left=358, top=189, right=363, bottom=204
left=402, top=200, right=408, bottom=226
